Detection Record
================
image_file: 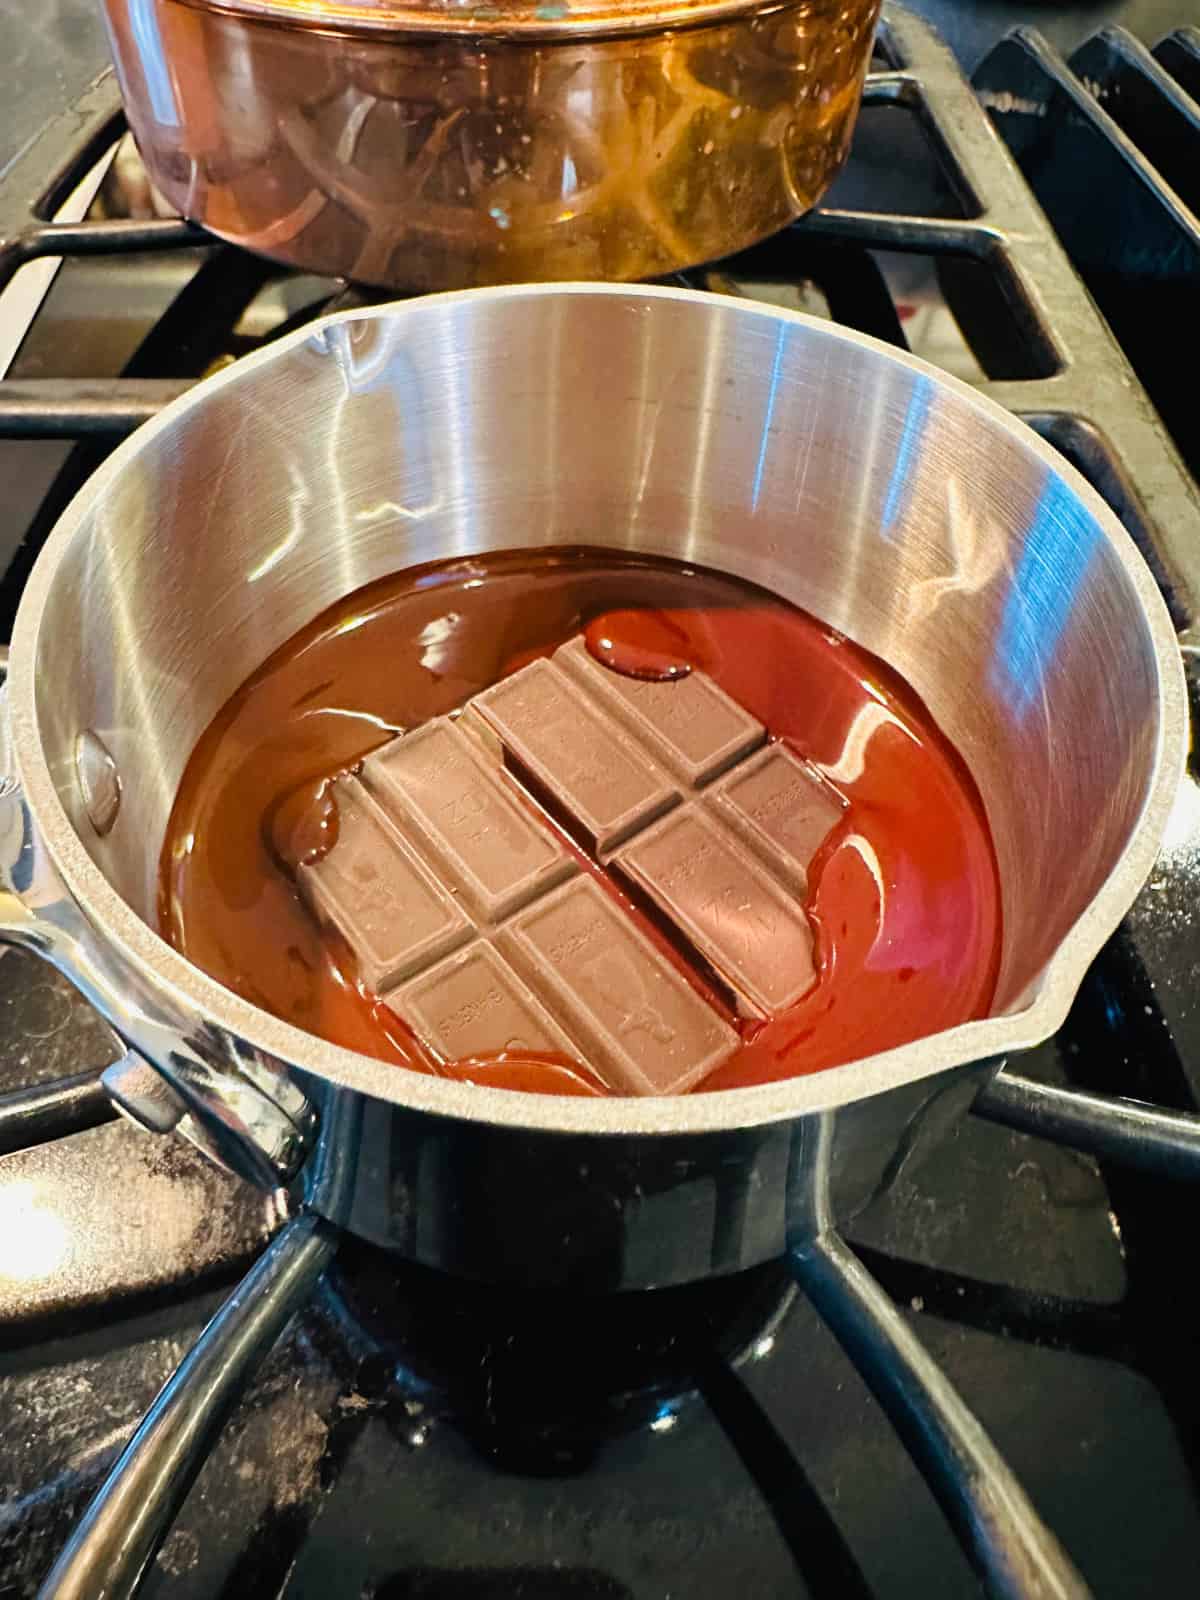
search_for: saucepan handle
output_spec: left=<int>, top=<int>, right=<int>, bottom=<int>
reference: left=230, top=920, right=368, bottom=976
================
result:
left=0, top=681, right=316, bottom=1190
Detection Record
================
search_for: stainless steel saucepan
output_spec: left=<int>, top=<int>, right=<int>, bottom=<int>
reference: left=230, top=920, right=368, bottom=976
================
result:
left=0, top=283, right=1185, bottom=1297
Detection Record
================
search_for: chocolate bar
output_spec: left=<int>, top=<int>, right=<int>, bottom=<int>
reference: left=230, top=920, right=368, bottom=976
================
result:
left=300, top=636, right=838, bottom=1092
left=616, top=806, right=816, bottom=1014
left=386, top=941, right=579, bottom=1066
left=363, top=716, right=574, bottom=923
left=707, top=742, right=845, bottom=895
left=498, top=876, right=737, bottom=1095
left=466, top=658, right=678, bottom=854
left=299, top=777, right=472, bottom=990
left=554, top=636, right=764, bottom=787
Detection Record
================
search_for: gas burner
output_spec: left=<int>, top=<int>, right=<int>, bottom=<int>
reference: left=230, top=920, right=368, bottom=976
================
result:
left=320, top=1244, right=797, bottom=1465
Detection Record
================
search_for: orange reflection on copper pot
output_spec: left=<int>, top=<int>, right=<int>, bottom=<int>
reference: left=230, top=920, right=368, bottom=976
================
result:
left=100, top=0, right=881, bottom=289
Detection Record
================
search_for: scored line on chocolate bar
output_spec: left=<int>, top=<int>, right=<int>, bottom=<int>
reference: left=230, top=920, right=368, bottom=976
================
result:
left=385, top=941, right=580, bottom=1066
left=465, top=658, right=679, bottom=855
left=615, top=805, right=817, bottom=1015
left=299, top=777, right=472, bottom=991
left=362, top=716, right=575, bottom=924
left=497, top=876, right=738, bottom=1096
left=554, top=636, right=765, bottom=787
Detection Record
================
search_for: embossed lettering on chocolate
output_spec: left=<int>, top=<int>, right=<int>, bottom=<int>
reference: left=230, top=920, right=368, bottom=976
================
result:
left=499, top=877, right=738, bottom=1096
left=468, top=659, right=679, bottom=855
left=362, top=717, right=575, bottom=924
left=616, top=806, right=817, bottom=1016
left=299, top=778, right=472, bottom=991
left=388, top=941, right=580, bottom=1066
left=555, top=636, right=765, bottom=787
left=708, top=744, right=846, bottom=896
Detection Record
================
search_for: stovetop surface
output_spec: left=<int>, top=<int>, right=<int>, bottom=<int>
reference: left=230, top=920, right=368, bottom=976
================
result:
left=3, top=8, right=1200, bottom=1597
left=4, top=952, right=1198, bottom=1598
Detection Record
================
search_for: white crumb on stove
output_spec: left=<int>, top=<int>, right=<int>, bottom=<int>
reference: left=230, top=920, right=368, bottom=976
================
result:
left=234, top=1380, right=329, bottom=1510
left=156, top=1527, right=200, bottom=1576
left=337, top=1390, right=373, bottom=1411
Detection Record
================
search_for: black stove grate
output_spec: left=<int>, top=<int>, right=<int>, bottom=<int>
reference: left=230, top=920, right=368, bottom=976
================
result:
left=3, top=9, right=1200, bottom=1600
left=2, top=11, right=1200, bottom=631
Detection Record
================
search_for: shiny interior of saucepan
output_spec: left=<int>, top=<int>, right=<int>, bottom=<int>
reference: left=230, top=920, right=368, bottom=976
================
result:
left=18, top=286, right=1183, bottom=1116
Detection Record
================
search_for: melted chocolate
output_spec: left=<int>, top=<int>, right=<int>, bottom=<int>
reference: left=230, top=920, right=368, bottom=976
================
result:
left=159, top=549, right=1002, bottom=1095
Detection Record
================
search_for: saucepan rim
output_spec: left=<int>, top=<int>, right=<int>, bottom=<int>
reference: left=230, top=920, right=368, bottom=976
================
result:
left=7, top=283, right=1187, bottom=1137
left=170, top=0, right=824, bottom=45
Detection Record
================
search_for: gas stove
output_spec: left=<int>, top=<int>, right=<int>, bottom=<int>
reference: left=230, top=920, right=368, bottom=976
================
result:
left=2, top=9, right=1200, bottom=1598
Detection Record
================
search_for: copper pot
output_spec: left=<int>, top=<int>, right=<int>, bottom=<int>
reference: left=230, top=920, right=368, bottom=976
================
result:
left=99, top=0, right=880, bottom=290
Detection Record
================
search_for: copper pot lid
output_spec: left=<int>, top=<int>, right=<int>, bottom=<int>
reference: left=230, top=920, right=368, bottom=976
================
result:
left=179, top=0, right=789, bottom=40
